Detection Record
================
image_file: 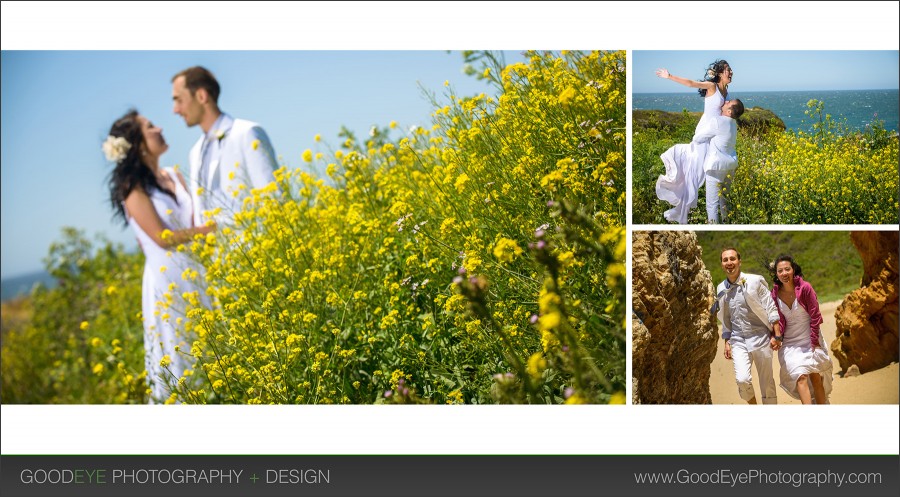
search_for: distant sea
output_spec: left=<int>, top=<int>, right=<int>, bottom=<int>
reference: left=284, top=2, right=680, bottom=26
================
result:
left=633, top=89, right=899, bottom=133
left=1, top=271, right=56, bottom=302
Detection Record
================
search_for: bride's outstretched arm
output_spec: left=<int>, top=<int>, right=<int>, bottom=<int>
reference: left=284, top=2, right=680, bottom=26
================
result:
left=656, top=68, right=716, bottom=92
left=124, top=187, right=216, bottom=248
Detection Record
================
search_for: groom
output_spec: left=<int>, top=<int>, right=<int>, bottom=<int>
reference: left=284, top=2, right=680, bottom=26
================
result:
left=695, top=99, right=744, bottom=223
left=712, top=247, right=782, bottom=404
left=172, top=66, right=278, bottom=226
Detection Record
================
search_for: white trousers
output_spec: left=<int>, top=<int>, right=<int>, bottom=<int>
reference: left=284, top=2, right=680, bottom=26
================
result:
left=731, top=341, right=777, bottom=404
left=706, top=175, right=732, bottom=224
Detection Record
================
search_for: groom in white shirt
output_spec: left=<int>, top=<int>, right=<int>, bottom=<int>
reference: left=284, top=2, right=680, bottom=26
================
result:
left=695, top=99, right=744, bottom=223
left=712, top=247, right=782, bottom=404
left=172, top=66, right=278, bottom=226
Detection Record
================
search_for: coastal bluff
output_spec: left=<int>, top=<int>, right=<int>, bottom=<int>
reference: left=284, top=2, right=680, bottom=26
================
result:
left=633, top=107, right=786, bottom=137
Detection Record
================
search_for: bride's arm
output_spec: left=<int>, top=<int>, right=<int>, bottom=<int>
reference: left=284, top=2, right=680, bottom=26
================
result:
left=124, top=187, right=215, bottom=248
left=171, top=170, right=205, bottom=229
left=656, top=68, right=716, bottom=93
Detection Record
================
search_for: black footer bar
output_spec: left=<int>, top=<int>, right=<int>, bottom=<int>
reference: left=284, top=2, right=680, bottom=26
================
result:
left=2, top=454, right=898, bottom=497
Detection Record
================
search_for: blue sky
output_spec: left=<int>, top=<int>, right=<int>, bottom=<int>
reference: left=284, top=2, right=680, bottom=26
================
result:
left=4, top=49, right=899, bottom=279
left=633, top=51, right=899, bottom=93
left=0, top=51, right=526, bottom=279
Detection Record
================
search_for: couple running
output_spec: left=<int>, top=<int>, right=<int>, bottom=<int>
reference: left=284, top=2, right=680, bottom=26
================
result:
left=713, top=248, right=834, bottom=404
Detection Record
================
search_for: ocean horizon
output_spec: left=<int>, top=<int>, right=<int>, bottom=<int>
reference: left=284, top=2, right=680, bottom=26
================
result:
left=633, top=89, right=899, bottom=133
left=1, top=270, right=56, bottom=302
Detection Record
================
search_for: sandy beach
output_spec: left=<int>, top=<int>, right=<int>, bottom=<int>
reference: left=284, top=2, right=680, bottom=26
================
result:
left=710, top=300, right=899, bottom=405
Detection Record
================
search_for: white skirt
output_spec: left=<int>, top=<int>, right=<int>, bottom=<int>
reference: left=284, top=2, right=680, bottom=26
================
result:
left=656, top=141, right=708, bottom=224
left=778, top=336, right=834, bottom=402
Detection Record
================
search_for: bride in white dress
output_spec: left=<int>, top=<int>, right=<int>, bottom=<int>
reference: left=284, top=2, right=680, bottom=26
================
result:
left=104, top=110, right=215, bottom=403
left=654, top=59, right=734, bottom=224
left=770, top=255, right=833, bottom=404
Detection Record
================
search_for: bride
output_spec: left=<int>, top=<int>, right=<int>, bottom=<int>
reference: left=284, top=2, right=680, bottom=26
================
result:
left=104, top=110, right=215, bottom=403
left=770, top=255, right=833, bottom=404
left=654, top=59, right=734, bottom=224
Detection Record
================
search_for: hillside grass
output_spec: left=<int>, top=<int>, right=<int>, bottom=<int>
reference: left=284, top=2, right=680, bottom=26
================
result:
left=695, top=231, right=863, bottom=303
left=632, top=100, right=899, bottom=225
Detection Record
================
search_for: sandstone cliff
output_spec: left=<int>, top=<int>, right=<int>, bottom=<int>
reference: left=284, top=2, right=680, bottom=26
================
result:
left=632, top=231, right=718, bottom=404
left=832, top=231, right=900, bottom=374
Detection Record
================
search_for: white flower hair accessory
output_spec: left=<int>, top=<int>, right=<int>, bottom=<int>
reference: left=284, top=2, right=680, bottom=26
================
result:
left=102, top=135, right=131, bottom=162
left=706, top=69, right=716, bottom=79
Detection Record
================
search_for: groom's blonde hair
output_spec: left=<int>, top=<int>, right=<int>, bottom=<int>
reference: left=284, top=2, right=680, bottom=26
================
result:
left=172, top=66, right=221, bottom=104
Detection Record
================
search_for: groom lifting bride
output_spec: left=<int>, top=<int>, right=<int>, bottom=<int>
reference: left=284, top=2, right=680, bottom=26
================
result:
left=656, top=98, right=744, bottom=224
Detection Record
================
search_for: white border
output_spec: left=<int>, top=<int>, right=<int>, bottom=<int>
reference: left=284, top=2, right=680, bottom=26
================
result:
left=2, top=1, right=899, bottom=457
left=626, top=49, right=635, bottom=406
left=2, top=405, right=898, bottom=454
left=2, top=2, right=899, bottom=50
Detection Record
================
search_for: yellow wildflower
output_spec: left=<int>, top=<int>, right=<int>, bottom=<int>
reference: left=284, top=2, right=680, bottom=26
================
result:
left=492, top=237, right=523, bottom=263
left=538, top=312, right=562, bottom=331
left=526, top=352, right=546, bottom=380
left=565, top=393, right=588, bottom=404
left=454, top=173, right=470, bottom=193
left=557, top=86, right=576, bottom=104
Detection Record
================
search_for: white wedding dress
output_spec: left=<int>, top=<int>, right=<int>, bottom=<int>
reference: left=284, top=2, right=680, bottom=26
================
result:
left=655, top=86, right=724, bottom=224
left=126, top=168, right=207, bottom=403
left=777, top=297, right=834, bottom=402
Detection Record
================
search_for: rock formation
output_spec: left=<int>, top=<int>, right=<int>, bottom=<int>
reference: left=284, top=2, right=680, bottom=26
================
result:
left=832, top=231, right=900, bottom=374
left=632, top=231, right=718, bottom=404
left=736, top=107, right=787, bottom=137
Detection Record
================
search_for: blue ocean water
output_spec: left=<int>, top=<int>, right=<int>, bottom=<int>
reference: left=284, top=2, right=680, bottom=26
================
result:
left=633, top=89, right=899, bottom=133
left=1, top=270, right=56, bottom=302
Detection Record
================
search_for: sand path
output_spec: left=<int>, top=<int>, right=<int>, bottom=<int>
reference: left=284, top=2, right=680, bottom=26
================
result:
left=710, top=300, right=899, bottom=404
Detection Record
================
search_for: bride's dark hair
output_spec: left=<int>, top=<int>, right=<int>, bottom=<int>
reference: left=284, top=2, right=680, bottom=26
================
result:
left=767, top=254, right=804, bottom=286
left=106, top=109, right=177, bottom=225
left=698, top=59, right=730, bottom=97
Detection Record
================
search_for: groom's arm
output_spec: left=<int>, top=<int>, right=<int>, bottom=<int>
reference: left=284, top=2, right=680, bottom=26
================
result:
left=244, top=125, right=278, bottom=190
left=712, top=288, right=732, bottom=340
left=756, top=278, right=781, bottom=330
left=692, top=116, right=723, bottom=144
left=188, top=140, right=204, bottom=227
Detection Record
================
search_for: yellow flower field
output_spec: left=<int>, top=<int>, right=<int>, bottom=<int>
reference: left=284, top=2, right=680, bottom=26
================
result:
left=2, top=51, right=626, bottom=405
left=633, top=99, right=899, bottom=224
